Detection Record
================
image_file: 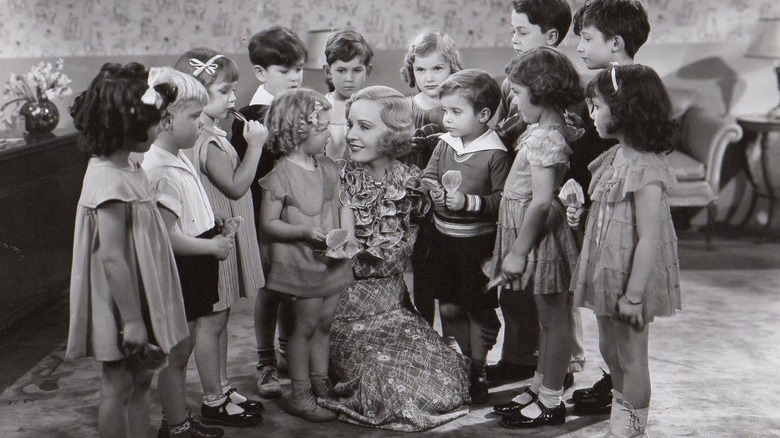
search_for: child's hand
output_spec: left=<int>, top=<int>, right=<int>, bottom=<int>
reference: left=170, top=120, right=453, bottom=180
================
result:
left=303, top=226, right=327, bottom=248
left=430, top=189, right=446, bottom=212
left=500, top=251, right=527, bottom=282
left=445, top=191, right=466, bottom=211
left=210, top=234, right=234, bottom=260
left=567, top=205, right=586, bottom=229
left=244, top=120, right=268, bottom=150
left=411, top=123, right=442, bottom=154
left=121, top=320, right=149, bottom=357
left=617, top=295, right=644, bottom=327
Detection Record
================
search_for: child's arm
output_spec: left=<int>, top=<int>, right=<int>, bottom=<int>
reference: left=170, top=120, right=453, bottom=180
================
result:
left=158, top=206, right=233, bottom=260
left=339, top=204, right=355, bottom=231
left=619, top=181, right=663, bottom=327
left=422, top=143, right=446, bottom=211
left=445, top=152, right=508, bottom=215
left=205, top=121, right=268, bottom=200
left=95, top=202, right=147, bottom=355
left=258, top=189, right=326, bottom=246
left=502, top=166, right=557, bottom=279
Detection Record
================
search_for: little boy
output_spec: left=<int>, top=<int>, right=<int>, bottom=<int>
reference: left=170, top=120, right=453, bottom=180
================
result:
left=422, top=69, right=508, bottom=405
left=569, top=0, right=651, bottom=417
left=142, top=69, right=261, bottom=435
left=230, top=25, right=307, bottom=400
left=321, top=29, right=373, bottom=159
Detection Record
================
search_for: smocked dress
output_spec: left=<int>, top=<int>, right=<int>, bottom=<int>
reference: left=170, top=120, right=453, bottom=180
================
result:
left=571, top=145, right=682, bottom=322
left=258, top=156, right=354, bottom=297
left=485, top=124, right=581, bottom=294
left=190, top=122, right=265, bottom=311
left=66, top=158, right=189, bottom=362
left=318, top=160, right=470, bottom=432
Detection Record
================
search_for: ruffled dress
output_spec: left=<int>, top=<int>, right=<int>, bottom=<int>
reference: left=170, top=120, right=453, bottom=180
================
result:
left=66, top=159, right=188, bottom=362
left=258, top=156, right=353, bottom=297
left=318, top=160, right=471, bottom=432
left=190, top=123, right=265, bottom=311
left=485, top=124, right=581, bottom=294
left=571, top=145, right=682, bottom=322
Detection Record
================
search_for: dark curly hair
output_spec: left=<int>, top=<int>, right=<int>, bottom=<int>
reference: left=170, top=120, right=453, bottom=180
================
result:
left=264, top=88, right=332, bottom=155
left=505, top=47, right=584, bottom=110
left=69, top=62, right=176, bottom=157
left=586, top=64, right=676, bottom=153
left=573, top=0, right=650, bottom=58
left=345, top=86, right=413, bottom=159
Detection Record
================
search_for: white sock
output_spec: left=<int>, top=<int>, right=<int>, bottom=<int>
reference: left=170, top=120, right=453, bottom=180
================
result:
left=537, top=385, right=563, bottom=409
left=511, top=390, right=535, bottom=405
left=511, top=372, right=542, bottom=405
left=226, top=388, right=248, bottom=404
left=203, top=394, right=228, bottom=407
left=612, top=389, right=623, bottom=404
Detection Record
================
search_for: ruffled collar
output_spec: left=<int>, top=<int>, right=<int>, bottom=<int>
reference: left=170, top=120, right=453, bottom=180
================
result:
left=440, top=129, right=506, bottom=156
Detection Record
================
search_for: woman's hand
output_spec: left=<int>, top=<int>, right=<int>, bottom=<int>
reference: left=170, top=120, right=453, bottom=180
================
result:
left=567, top=205, right=586, bottom=229
left=500, top=251, right=527, bottom=282
left=121, top=320, right=149, bottom=357
left=445, top=191, right=466, bottom=211
left=244, top=120, right=268, bottom=151
left=617, top=295, right=644, bottom=327
left=210, top=234, right=234, bottom=260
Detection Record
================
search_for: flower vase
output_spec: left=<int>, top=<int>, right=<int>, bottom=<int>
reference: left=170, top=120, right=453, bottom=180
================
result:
left=19, top=98, right=59, bottom=133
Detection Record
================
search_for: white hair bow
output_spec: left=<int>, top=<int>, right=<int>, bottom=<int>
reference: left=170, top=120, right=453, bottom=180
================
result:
left=141, top=67, right=165, bottom=108
left=189, top=55, right=224, bottom=77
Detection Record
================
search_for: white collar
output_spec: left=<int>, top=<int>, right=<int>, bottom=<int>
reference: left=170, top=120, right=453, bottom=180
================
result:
left=144, top=145, right=196, bottom=173
left=250, top=85, right=274, bottom=106
left=440, top=129, right=506, bottom=156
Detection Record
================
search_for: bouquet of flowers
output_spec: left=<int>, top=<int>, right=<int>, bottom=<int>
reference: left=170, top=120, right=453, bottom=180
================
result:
left=1, top=59, right=72, bottom=128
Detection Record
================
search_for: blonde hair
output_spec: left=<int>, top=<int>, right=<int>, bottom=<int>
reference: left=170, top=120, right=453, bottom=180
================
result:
left=161, top=67, right=209, bottom=114
left=346, top=86, right=413, bottom=159
left=400, top=28, right=463, bottom=88
left=265, top=88, right=332, bottom=155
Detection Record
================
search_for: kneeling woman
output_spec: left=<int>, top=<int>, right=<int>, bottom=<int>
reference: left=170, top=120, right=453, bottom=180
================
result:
left=318, top=86, right=471, bottom=431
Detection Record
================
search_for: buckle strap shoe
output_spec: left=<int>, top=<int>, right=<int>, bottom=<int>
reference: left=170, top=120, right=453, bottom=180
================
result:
left=200, top=399, right=261, bottom=428
left=225, top=387, right=264, bottom=414
left=493, top=388, right=538, bottom=417
left=500, top=400, right=566, bottom=429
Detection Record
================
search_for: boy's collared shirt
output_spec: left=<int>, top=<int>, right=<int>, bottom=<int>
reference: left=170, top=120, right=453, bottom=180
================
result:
left=438, top=129, right=507, bottom=157
left=142, top=144, right=215, bottom=237
left=250, top=84, right=274, bottom=106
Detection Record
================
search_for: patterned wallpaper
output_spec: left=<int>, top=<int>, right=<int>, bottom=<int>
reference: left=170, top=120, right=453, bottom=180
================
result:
left=0, top=0, right=778, bottom=58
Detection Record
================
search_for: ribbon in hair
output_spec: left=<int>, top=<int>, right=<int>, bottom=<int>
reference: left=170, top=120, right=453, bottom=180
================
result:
left=308, top=101, right=324, bottom=126
left=141, top=67, right=165, bottom=108
left=609, top=61, right=620, bottom=94
left=190, top=54, right=224, bottom=77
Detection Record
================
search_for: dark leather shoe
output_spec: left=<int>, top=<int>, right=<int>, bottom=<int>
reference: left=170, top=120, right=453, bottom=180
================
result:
left=492, top=388, right=537, bottom=417
left=158, top=413, right=225, bottom=438
left=572, top=370, right=611, bottom=401
left=225, top=388, right=264, bottom=414
left=201, top=399, right=262, bottom=428
left=500, top=401, right=566, bottom=429
left=485, top=362, right=536, bottom=384
left=573, top=395, right=612, bottom=415
left=469, top=375, right=490, bottom=405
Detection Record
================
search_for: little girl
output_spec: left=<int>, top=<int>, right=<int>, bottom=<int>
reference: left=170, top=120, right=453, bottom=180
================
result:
left=399, top=28, right=463, bottom=326
left=66, top=62, right=188, bottom=437
left=175, top=48, right=266, bottom=418
left=483, top=48, right=583, bottom=429
left=258, top=88, right=355, bottom=422
left=570, top=64, right=681, bottom=437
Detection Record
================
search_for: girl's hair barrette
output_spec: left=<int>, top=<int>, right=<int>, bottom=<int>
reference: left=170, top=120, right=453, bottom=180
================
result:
left=609, top=61, right=620, bottom=94
left=308, top=101, right=324, bottom=126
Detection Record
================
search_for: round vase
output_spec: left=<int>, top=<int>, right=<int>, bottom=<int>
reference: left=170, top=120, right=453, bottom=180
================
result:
left=19, top=98, right=59, bottom=133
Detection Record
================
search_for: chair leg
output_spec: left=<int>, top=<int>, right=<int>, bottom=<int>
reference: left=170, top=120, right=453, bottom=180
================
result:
left=706, top=201, right=717, bottom=250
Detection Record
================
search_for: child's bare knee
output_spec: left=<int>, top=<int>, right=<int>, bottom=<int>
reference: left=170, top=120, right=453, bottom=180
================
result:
left=438, top=303, right=462, bottom=321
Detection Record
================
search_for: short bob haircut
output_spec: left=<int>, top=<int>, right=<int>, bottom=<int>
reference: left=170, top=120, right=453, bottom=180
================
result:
left=505, top=47, right=584, bottom=110
left=324, top=29, right=374, bottom=67
left=264, top=88, right=332, bottom=155
left=437, top=69, right=502, bottom=120
left=248, top=26, right=308, bottom=69
left=161, top=67, right=209, bottom=115
left=345, top=86, right=413, bottom=159
left=586, top=64, right=675, bottom=153
left=573, top=0, right=650, bottom=58
left=70, top=62, right=176, bottom=157
left=174, top=47, right=239, bottom=88
left=400, top=28, right=463, bottom=89
left=512, top=0, right=572, bottom=47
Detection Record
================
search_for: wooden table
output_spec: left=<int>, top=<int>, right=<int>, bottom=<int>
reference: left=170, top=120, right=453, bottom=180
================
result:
left=736, top=115, right=780, bottom=241
left=0, top=129, right=87, bottom=331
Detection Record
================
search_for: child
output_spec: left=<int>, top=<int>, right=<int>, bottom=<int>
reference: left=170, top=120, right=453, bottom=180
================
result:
left=569, top=0, right=652, bottom=415
left=482, top=48, right=583, bottom=429
left=321, top=28, right=373, bottom=160
left=66, top=62, right=189, bottom=438
left=174, top=47, right=267, bottom=420
left=571, top=64, right=681, bottom=437
left=400, top=27, right=463, bottom=327
left=142, top=68, right=261, bottom=434
left=421, top=69, right=508, bottom=404
left=488, top=0, right=579, bottom=386
left=258, top=88, right=355, bottom=422
left=230, top=26, right=308, bottom=399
